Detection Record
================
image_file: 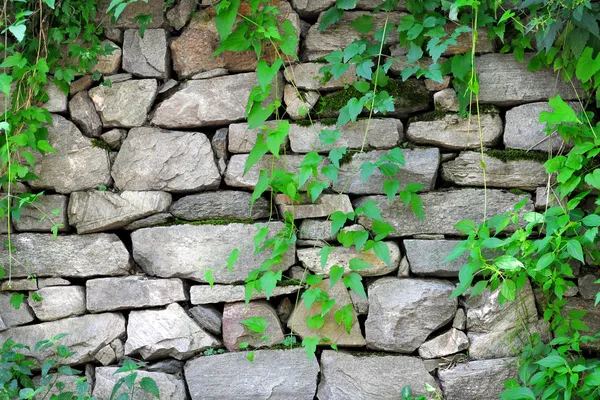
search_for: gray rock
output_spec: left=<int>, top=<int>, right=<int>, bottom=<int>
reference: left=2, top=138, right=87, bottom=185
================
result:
left=170, top=191, right=269, bottom=221
left=68, top=190, right=172, bottom=234
left=100, top=128, right=127, bottom=150
left=112, top=127, right=221, bottom=192
left=284, top=62, right=356, bottom=91
left=434, top=88, right=459, bottom=112
left=0, top=233, right=130, bottom=278
left=44, top=82, right=67, bottom=113
left=125, top=303, right=221, bottom=360
left=93, top=367, right=188, bottom=400
left=578, top=274, right=600, bottom=300
left=297, top=241, right=400, bottom=277
left=505, top=102, right=574, bottom=152
left=94, top=345, right=116, bottom=365
left=184, top=348, right=319, bottom=400
left=123, top=29, right=170, bottom=78
left=211, top=127, right=228, bottom=173
left=104, top=73, right=132, bottom=83
left=31, top=114, right=111, bottom=194
left=425, top=75, right=451, bottom=91
left=442, top=151, right=548, bottom=190
left=366, top=277, right=457, bottom=352
left=406, top=112, right=503, bottom=150
left=166, top=0, right=196, bottom=30
left=132, top=223, right=296, bottom=283
left=404, top=239, right=467, bottom=277
left=288, top=279, right=365, bottom=347
left=333, top=149, right=440, bottom=194
left=290, top=0, right=334, bottom=18
left=89, top=79, right=157, bottom=128
left=317, top=350, right=440, bottom=399
left=86, top=276, right=187, bottom=312
left=0, top=292, right=35, bottom=329
left=1, top=279, right=37, bottom=291
left=535, top=186, right=564, bottom=211
left=225, top=154, right=306, bottom=189
left=189, top=305, right=222, bottom=335
left=355, top=189, right=534, bottom=237
left=68, top=91, right=103, bottom=137
left=147, top=359, right=185, bottom=374
left=28, top=286, right=86, bottom=321
left=191, top=68, right=228, bottom=79
left=277, top=297, right=293, bottom=323
left=298, top=219, right=334, bottom=241
left=37, top=277, right=70, bottom=288
left=99, top=0, right=165, bottom=28
left=275, top=194, right=353, bottom=219
left=398, top=256, right=409, bottom=277
left=439, top=358, right=517, bottom=400
left=350, top=290, right=369, bottom=314
left=223, top=301, right=285, bottom=351
left=288, top=119, right=403, bottom=153
left=190, top=284, right=300, bottom=304
left=418, top=328, right=469, bottom=358
left=228, top=120, right=288, bottom=154
left=0, top=313, right=126, bottom=365
left=124, top=213, right=174, bottom=230
left=13, top=194, right=68, bottom=233
left=152, top=72, right=283, bottom=128
left=284, top=84, right=319, bottom=120
left=93, top=40, right=122, bottom=75
left=477, top=54, right=583, bottom=106
left=453, top=308, right=466, bottom=330
left=69, top=75, right=94, bottom=96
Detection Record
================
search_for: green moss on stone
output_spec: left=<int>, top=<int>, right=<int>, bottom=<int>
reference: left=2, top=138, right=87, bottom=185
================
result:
left=91, top=139, right=111, bottom=151
left=385, top=79, right=430, bottom=107
left=485, top=149, right=548, bottom=164
left=509, top=189, right=528, bottom=195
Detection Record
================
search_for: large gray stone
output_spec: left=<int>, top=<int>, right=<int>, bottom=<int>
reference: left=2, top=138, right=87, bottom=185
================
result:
left=222, top=301, right=285, bottom=351
left=317, top=351, right=439, bottom=399
left=298, top=219, right=335, bottom=241
left=228, top=120, right=289, bottom=154
left=125, top=303, right=220, bottom=360
left=184, top=349, right=319, bottom=400
left=284, top=84, right=319, bottom=120
left=112, top=127, right=221, bottom=192
left=439, top=358, right=517, bottom=400
left=275, top=194, right=354, bottom=219
left=355, top=189, right=534, bottom=237
left=366, top=277, right=457, bottom=352
left=284, top=62, right=356, bottom=91
left=504, top=102, right=573, bottom=152
left=99, top=0, right=165, bottom=28
left=44, top=82, right=68, bottom=113
left=31, top=115, right=111, bottom=194
left=404, top=239, right=468, bottom=277
left=442, top=151, right=548, bottom=190
left=28, top=286, right=86, bottom=321
left=189, top=305, right=222, bottom=335
left=132, top=223, right=295, bottom=283
left=86, top=276, right=187, bottom=312
left=333, top=149, right=439, bottom=194
left=0, top=292, right=35, bottom=329
left=0, top=313, right=126, bottom=365
left=190, top=284, right=300, bottom=304
left=13, top=194, right=69, bottom=233
left=0, top=233, right=131, bottom=278
left=288, top=119, right=403, bottom=154
left=93, top=367, right=188, bottom=400
left=477, top=54, right=583, bottom=106
left=406, top=112, right=503, bottom=149
left=68, top=91, right=103, bottom=137
left=169, top=191, right=269, bottom=221
left=89, top=79, right=157, bottom=128
left=152, top=72, right=283, bottom=128
left=225, top=154, right=307, bottom=189
left=297, top=241, right=400, bottom=277
left=123, top=29, right=170, bottom=78
left=68, top=190, right=172, bottom=234
left=418, top=328, right=469, bottom=359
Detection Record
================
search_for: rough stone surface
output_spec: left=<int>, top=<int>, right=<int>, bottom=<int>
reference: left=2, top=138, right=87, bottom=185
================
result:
left=333, top=149, right=439, bottom=194
left=152, top=72, right=283, bottom=128
left=477, top=54, right=583, bottom=105
left=94, top=345, right=116, bottom=365
left=132, top=223, right=295, bottom=283
left=69, top=91, right=103, bottom=138
left=1, top=279, right=38, bottom=291
left=170, top=191, right=269, bottom=221
left=99, top=0, right=165, bottom=28
left=225, top=154, right=307, bottom=189
left=31, top=115, right=111, bottom=194
left=578, top=274, right=600, bottom=300
left=366, top=277, right=457, bottom=352
left=406, top=112, right=503, bottom=150
left=434, top=88, right=459, bottom=112
left=404, top=239, right=467, bottom=277
left=284, top=62, right=356, bottom=91
left=289, top=119, right=402, bottom=153
left=0, top=292, right=35, bottom=329
left=126, top=303, right=220, bottom=360
left=123, top=29, right=170, bottom=78
left=100, top=129, right=127, bottom=150
left=453, top=308, right=466, bottom=330
left=13, top=194, right=69, bottom=233
left=166, top=0, right=196, bottom=30
left=28, top=286, right=86, bottom=321
left=317, top=351, right=439, bottom=399
left=0, top=313, right=126, bottom=365
left=355, top=189, right=534, bottom=237
left=535, top=186, right=563, bottom=211
left=0, top=233, right=130, bottom=278
left=37, top=277, right=70, bottom=288
left=189, top=305, right=222, bottom=335
left=298, top=219, right=335, bottom=241
left=44, top=82, right=68, bottom=113
left=418, top=328, right=469, bottom=358
left=442, top=151, right=548, bottom=190
left=297, top=241, right=400, bottom=277
left=350, top=290, right=369, bottom=315
left=284, top=85, right=319, bottom=120
left=124, top=213, right=174, bottom=230
left=439, top=358, right=518, bottom=400
left=275, top=194, right=353, bottom=219
left=228, top=120, right=289, bottom=153
left=223, top=301, right=285, bottom=351
left=69, top=190, right=171, bottom=234
left=184, top=348, right=319, bottom=400
left=86, top=276, right=186, bottom=312
left=94, top=367, right=188, bottom=400
left=504, top=102, right=574, bottom=152
left=289, top=279, right=365, bottom=347
left=112, top=127, right=221, bottom=192
left=93, top=41, right=122, bottom=75
left=89, top=80, right=157, bottom=128
left=190, top=284, right=300, bottom=304
left=70, top=75, right=94, bottom=96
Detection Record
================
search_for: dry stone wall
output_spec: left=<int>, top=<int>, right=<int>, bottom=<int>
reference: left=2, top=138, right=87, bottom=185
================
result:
left=0, top=0, right=595, bottom=399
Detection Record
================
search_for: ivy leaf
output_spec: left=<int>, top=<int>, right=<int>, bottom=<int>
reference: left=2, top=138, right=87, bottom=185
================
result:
left=585, top=169, right=600, bottom=189
left=9, top=24, right=26, bottom=42
left=320, top=129, right=342, bottom=146
left=337, top=97, right=363, bottom=126
left=10, top=293, right=24, bottom=310
left=244, top=134, right=268, bottom=174
left=360, top=162, right=376, bottom=182
left=266, top=120, right=289, bottom=157
left=306, top=315, right=325, bottom=329
left=320, top=246, right=333, bottom=268
left=499, top=387, right=535, bottom=400
left=356, top=59, right=374, bottom=80
left=0, top=74, right=12, bottom=97
left=567, top=239, right=584, bottom=262
left=259, top=271, right=279, bottom=299
left=215, top=0, right=241, bottom=40
left=350, top=15, right=373, bottom=33
left=319, top=7, right=344, bottom=31
left=241, top=317, right=268, bottom=333
left=302, top=336, right=320, bottom=361
left=582, top=214, right=600, bottom=227
left=280, top=20, right=298, bottom=57
left=406, top=43, right=424, bottom=64
left=500, top=279, right=516, bottom=302
left=343, top=273, right=366, bottom=298
left=576, top=47, right=600, bottom=82
left=329, top=265, right=345, bottom=287
left=410, top=194, right=424, bottom=221
left=372, top=241, right=391, bottom=266
left=336, top=0, right=358, bottom=10
left=451, top=53, right=472, bottom=81
left=256, top=59, right=283, bottom=92
left=330, top=212, right=347, bottom=236
left=139, top=377, right=160, bottom=399
left=382, top=179, right=399, bottom=201
left=204, top=270, right=215, bottom=287
left=539, top=95, right=581, bottom=125
left=334, top=304, right=354, bottom=333
left=352, top=81, right=370, bottom=93
left=227, top=248, right=240, bottom=272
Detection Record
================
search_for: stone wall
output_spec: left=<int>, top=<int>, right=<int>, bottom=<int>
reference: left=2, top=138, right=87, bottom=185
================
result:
left=0, top=1, right=597, bottom=399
